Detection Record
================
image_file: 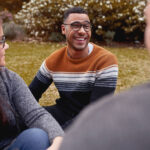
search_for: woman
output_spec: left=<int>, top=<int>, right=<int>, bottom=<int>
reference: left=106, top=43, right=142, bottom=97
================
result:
left=0, top=19, right=64, bottom=150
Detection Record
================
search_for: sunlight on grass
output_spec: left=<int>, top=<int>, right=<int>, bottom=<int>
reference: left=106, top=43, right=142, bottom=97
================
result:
left=6, top=41, right=150, bottom=106
left=107, top=47, right=150, bottom=93
left=6, top=41, right=64, bottom=106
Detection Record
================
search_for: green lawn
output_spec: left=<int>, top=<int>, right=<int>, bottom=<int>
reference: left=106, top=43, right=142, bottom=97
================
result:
left=6, top=41, right=150, bottom=106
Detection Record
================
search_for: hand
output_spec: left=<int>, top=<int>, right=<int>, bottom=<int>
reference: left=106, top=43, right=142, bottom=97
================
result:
left=47, top=136, right=63, bottom=150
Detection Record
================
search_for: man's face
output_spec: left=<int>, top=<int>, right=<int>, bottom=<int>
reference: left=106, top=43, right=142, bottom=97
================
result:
left=62, top=13, right=91, bottom=51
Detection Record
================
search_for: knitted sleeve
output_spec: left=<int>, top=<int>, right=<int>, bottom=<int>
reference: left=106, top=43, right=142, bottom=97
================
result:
left=29, top=61, right=53, bottom=101
left=10, top=70, right=64, bottom=141
left=90, top=53, right=118, bottom=102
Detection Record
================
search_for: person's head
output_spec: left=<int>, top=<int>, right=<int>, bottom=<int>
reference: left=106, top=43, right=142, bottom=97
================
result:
left=61, top=7, right=91, bottom=51
left=0, top=19, right=8, bottom=67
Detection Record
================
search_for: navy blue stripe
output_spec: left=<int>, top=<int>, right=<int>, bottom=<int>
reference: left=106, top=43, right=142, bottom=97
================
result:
left=37, top=70, right=52, bottom=84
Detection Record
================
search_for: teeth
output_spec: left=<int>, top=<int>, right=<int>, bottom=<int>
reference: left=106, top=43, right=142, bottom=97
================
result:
left=76, top=38, right=85, bottom=40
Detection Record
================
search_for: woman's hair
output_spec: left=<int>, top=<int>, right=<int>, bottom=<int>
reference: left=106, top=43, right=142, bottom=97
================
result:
left=0, top=97, right=10, bottom=127
left=0, top=97, right=21, bottom=138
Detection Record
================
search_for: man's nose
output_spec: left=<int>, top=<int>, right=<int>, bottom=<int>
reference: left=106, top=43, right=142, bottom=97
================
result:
left=78, top=26, right=86, bottom=33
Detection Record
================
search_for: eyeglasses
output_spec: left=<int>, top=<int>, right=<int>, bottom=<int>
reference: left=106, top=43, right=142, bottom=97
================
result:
left=0, top=35, right=5, bottom=49
left=64, top=21, right=92, bottom=32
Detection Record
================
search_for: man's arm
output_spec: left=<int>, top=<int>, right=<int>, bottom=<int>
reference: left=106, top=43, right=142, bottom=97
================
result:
left=90, top=86, right=116, bottom=102
left=29, top=75, right=50, bottom=101
left=29, top=61, right=53, bottom=101
left=90, top=54, right=118, bottom=102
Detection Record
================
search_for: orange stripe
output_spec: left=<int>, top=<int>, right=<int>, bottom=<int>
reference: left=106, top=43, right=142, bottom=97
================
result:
left=45, top=44, right=118, bottom=73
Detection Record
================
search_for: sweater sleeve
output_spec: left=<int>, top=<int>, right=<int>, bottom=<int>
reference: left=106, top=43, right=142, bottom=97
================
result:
left=90, top=54, right=118, bottom=102
left=11, top=71, right=64, bottom=141
left=29, top=61, right=53, bottom=101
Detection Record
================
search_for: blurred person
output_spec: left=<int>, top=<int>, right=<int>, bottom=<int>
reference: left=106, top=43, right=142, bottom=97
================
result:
left=47, top=2, right=150, bottom=150
left=0, top=19, right=64, bottom=150
left=29, top=6, right=118, bottom=129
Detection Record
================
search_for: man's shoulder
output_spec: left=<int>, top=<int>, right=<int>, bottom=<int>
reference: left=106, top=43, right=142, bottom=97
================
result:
left=107, top=82, right=150, bottom=105
left=44, top=46, right=67, bottom=69
left=50, top=46, right=67, bottom=57
left=92, top=43, right=114, bottom=56
left=91, top=43, right=118, bottom=65
left=45, top=46, right=67, bottom=62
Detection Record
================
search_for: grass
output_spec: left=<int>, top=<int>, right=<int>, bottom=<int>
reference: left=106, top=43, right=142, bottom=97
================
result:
left=5, top=41, right=150, bottom=106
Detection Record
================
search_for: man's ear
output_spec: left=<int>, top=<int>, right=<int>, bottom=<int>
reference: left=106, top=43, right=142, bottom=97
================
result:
left=61, top=24, right=66, bottom=35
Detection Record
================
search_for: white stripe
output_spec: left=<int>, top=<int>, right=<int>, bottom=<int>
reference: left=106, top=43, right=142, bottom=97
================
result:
left=39, top=62, right=118, bottom=83
left=97, top=66, right=118, bottom=75
left=54, top=77, right=95, bottom=83
left=53, top=72, right=96, bottom=78
left=40, top=61, right=52, bottom=79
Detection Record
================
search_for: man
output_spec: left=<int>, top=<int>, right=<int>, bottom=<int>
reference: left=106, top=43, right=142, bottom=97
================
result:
left=29, top=7, right=118, bottom=129
left=47, top=2, right=150, bottom=150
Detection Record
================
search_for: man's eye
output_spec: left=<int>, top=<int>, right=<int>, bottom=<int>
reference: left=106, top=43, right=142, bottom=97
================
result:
left=84, top=25, right=90, bottom=29
left=71, top=24, right=81, bottom=28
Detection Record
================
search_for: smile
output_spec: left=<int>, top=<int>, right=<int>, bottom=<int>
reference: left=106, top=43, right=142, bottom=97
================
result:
left=75, top=37, right=87, bottom=41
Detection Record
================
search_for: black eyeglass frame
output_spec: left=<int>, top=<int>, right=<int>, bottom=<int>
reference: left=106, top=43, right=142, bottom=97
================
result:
left=0, top=35, right=5, bottom=48
left=63, top=21, right=92, bottom=32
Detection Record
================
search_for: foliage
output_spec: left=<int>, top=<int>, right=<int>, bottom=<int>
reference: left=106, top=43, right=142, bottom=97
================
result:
left=15, top=0, right=66, bottom=40
left=0, top=10, right=26, bottom=41
left=6, top=41, right=150, bottom=106
left=0, top=0, right=29, bottom=13
left=3, top=21, right=26, bottom=40
left=14, top=0, right=147, bottom=41
left=104, top=30, right=115, bottom=45
left=0, top=10, right=13, bottom=22
left=48, top=32, right=65, bottom=42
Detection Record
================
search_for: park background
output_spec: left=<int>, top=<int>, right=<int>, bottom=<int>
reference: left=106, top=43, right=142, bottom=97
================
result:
left=1, top=0, right=150, bottom=105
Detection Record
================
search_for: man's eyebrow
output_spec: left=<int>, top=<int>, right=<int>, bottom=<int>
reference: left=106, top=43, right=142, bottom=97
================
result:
left=71, top=21, right=91, bottom=24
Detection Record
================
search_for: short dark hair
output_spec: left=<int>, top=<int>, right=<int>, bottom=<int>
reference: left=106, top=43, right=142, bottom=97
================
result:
left=63, top=7, right=88, bottom=22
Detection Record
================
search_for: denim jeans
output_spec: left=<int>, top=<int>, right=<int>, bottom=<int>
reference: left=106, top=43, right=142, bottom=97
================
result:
left=7, top=128, right=50, bottom=150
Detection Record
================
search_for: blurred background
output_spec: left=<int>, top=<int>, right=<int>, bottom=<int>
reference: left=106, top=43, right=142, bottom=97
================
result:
left=0, top=0, right=147, bottom=45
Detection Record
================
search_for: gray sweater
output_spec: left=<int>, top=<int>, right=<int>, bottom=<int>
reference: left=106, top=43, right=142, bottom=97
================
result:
left=59, top=82, right=150, bottom=150
left=0, top=67, right=64, bottom=149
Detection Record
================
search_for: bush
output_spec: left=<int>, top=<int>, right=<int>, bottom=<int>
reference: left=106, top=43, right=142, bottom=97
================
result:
left=0, top=10, right=13, bottom=22
left=15, top=0, right=65, bottom=39
left=3, top=21, right=26, bottom=41
left=48, top=32, right=65, bottom=42
left=0, top=0, right=30, bottom=13
left=15, top=0, right=147, bottom=42
left=0, top=10, right=26, bottom=41
left=104, top=30, right=115, bottom=45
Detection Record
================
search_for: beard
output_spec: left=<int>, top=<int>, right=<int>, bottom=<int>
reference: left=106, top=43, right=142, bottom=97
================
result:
left=67, top=38, right=89, bottom=51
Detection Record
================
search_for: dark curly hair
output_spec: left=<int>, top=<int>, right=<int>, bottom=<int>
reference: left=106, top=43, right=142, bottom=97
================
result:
left=63, top=6, right=88, bottom=22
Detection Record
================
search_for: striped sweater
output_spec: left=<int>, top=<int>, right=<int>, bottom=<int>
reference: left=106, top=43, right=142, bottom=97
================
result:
left=29, top=43, right=118, bottom=115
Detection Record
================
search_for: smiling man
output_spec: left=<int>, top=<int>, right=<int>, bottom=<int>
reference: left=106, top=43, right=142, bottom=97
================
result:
left=62, top=11, right=91, bottom=59
left=29, top=7, right=118, bottom=129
